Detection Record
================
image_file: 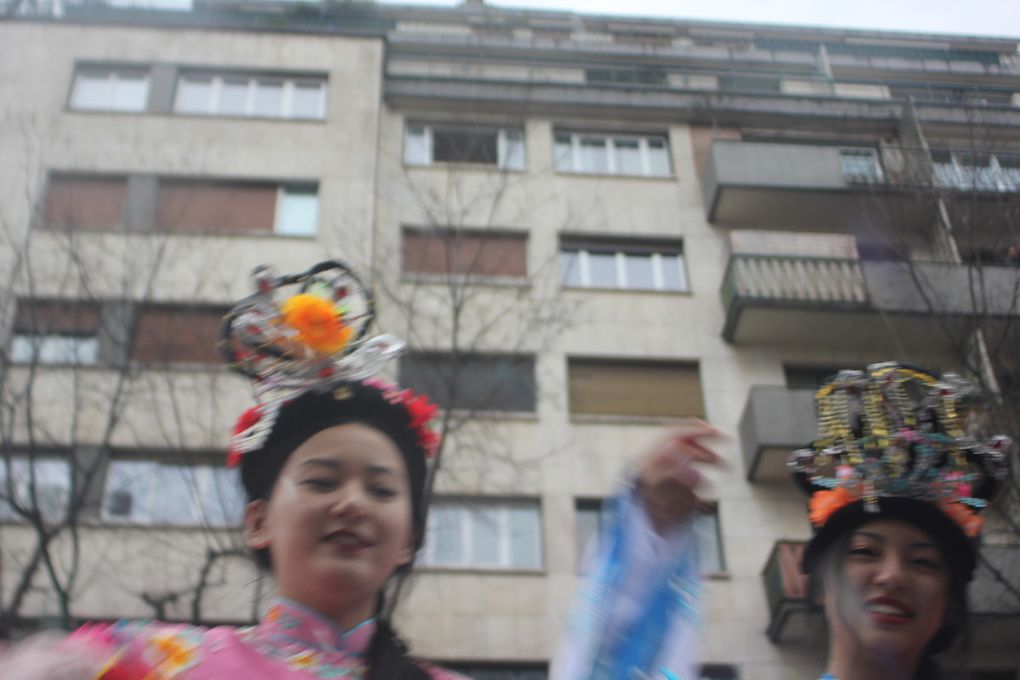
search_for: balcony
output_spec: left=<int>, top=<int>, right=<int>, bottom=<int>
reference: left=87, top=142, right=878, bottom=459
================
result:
left=738, top=386, right=816, bottom=481
left=763, top=540, right=1020, bottom=643
left=721, top=254, right=1020, bottom=351
left=701, top=140, right=932, bottom=229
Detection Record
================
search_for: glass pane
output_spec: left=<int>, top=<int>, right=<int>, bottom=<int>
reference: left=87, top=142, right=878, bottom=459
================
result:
left=694, top=512, right=722, bottom=573
left=291, top=82, right=324, bottom=119
left=501, top=129, right=526, bottom=170
left=579, top=137, right=609, bottom=174
left=112, top=74, right=148, bottom=112
left=426, top=505, right=462, bottom=565
left=508, top=505, right=540, bottom=569
left=150, top=465, right=201, bottom=525
left=203, top=468, right=245, bottom=527
left=253, top=80, right=284, bottom=117
left=175, top=77, right=212, bottom=113
left=587, top=251, right=618, bottom=287
left=218, top=79, right=249, bottom=115
left=614, top=139, right=642, bottom=175
left=660, top=253, right=688, bottom=291
left=9, top=459, right=71, bottom=523
left=104, top=460, right=155, bottom=522
left=10, top=335, right=99, bottom=365
left=470, top=506, right=501, bottom=566
left=646, top=138, right=671, bottom=176
left=624, top=253, right=655, bottom=289
left=70, top=72, right=110, bottom=110
left=575, top=504, right=601, bottom=571
left=275, top=189, right=319, bottom=236
left=560, top=250, right=582, bottom=287
left=554, top=133, right=573, bottom=171
left=404, top=125, right=429, bottom=165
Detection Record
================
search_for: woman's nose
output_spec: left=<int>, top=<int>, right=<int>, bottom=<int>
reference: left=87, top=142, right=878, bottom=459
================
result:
left=330, top=482, right=367, bottom=519
left=873, top=554, right=909, bottom=589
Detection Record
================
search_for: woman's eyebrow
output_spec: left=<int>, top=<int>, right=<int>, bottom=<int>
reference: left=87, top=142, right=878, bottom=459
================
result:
left=853, top=530, right=885, bottom=542
left=300, top=458, right=343, bottom=472
left=366, top=464, right=403, bottom=478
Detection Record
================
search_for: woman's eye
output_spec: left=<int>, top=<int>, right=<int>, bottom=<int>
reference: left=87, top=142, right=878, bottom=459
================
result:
left=301, top=478, right=337, bottom=491
left=912, top=558, right=943, bottom=571
left=370, top=486, right=397, bottom=499
left=849, top=546, right=878, bottom=558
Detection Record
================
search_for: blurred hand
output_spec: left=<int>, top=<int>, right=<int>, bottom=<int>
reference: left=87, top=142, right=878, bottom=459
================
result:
left=0, top=633, right=103, bottom=680
left=638, top=420, right=728, bottom=534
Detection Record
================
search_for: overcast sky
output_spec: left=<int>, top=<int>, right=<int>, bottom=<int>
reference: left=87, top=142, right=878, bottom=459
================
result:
left=379, top=0, right=1020, bottom=40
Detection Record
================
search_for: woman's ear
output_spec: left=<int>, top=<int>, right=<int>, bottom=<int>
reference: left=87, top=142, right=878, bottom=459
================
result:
left=244, top=499, right=271, bottom=551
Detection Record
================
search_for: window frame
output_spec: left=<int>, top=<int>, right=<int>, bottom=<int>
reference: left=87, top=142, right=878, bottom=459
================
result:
left=0, top=456, right=73, bottom=523
left=69, top=65, right=150, bottom=113
left=173, top=72, right=327, bottom=120
left=401, top=227, right=529, bottom=281
left=839, top=148, right=884, bottom=184
left=418, top=498, right=544, bottom=572
left=101, top=457, right=244, bottom=528
left=559, top=237, right=689, bottom=292
left=399, top=351, right=537, bottom=414
left=403, top=122, right=526, bottom=170
left=554, top=130, right=672, bottom=177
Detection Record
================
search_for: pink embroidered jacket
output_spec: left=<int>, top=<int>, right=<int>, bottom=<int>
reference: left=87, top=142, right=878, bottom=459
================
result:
left=69, top=598, right=466, bottom=680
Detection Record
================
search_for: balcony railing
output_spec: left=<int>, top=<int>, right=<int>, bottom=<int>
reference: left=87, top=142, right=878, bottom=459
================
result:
left=762, top=540, right=814, bottom=642
left=722, top=255, right=868, bottom=311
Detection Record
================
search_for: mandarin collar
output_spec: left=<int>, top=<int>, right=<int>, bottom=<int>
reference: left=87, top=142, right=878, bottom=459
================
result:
left=258, top=598, right=376, bottom=656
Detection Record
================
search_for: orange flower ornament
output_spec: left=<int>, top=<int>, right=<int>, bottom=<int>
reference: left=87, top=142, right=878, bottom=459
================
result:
left=808, top=486, right=856, bottom=528
left=280, top=293, right=354, bottom=355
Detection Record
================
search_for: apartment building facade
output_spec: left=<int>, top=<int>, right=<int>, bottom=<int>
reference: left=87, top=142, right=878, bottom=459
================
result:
left=2, top=2, right=1019, bottom=679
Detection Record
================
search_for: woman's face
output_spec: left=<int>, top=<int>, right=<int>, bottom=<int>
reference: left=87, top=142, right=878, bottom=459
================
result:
left=244, top=423, right=415, bottom=621
left=826, top=519, right=950, bottom=660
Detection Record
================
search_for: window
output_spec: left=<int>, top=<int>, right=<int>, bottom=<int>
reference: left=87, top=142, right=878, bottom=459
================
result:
left=402, top=228, right=527, bottom=278
left=174, top=73, right=326, bottom=120
left=0, top=457, right=72, bottom=522
left=400, top=352, right=536, bottom=412
left=404, top=123, right=525, bottom=169
left=784, top=365, right=843, bottom=390
left=840, top=148, right=884, bottom=184
left=156, top=180, right=318, bottom=236
left=585, top=66, right=667, bottom=86
left=69, top=66, right=149, bottom=112
left=130, top=306, right=225, bottom=364
left=554, top=131, right=671, bottom=177
left=102, top=459, right=244, bottom=527
left=700, top=665, right=740, bottom=680
left=574, top=499, right=725, bottom=574
left=560, top=237, right=688, bottom=292
left=44, top=174, right=128, bottom=231
left=445, top=664, right=547, bottom=680
left=568, top=358, right=704, bottom=419
left=420, top=499, right=542, bottom=570
left=932, top=151, right=1020, bottom=192
left=9, top=300, right=101, bottom=366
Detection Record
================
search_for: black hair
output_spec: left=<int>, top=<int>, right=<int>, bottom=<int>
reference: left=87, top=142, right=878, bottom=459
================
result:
left=240, top=382, right=431, bottom=680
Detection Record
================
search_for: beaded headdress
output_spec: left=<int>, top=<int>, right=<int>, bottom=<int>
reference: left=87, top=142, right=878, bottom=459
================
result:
left=789, top=362, right=1009, bottom=538
left=220, top=260, right=440, bottom=466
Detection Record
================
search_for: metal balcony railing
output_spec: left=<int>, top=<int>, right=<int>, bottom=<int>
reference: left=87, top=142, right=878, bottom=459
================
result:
left=762, top=540, right=813, bottom=642
left=722, top=255, right=869, bottom=311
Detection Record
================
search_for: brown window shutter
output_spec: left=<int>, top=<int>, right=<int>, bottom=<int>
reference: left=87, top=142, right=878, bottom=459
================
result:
left=131, top=307, right=224, bottom=364
left=156, top=181, right=276, bottom=233
left=44, top=175, right=127, bottom=230
left=568, top=359, right=704, bottom=418
left=403, top=229, right=527, bottom=277
left=15, top=300, right=101, bottom=334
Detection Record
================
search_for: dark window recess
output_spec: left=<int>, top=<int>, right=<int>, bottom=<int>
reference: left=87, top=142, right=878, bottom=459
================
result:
left=700, top=665, right=740, bottom=680
left=855, top=238, right=906, bottom=261
left=784, top=365, right=845, bottom=390
left=403, top=229, right=527, bottom=278
left=131, top=306, right=225, bottom=364
left=400, top=352, right=536, bottom=412
left=585, top=66, right=667, bottom=86
left=719, top=75, right=781, bottom=94
left=44, top=175, right=128, bottom=230
left=432, top=128, right=498, bottom=165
